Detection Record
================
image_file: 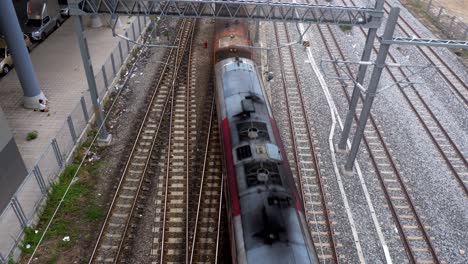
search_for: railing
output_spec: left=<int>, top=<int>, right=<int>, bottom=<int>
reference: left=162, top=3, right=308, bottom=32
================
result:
left=0, top=15, right=150, bottom=263
left=409, top=0, right=468, bottom=40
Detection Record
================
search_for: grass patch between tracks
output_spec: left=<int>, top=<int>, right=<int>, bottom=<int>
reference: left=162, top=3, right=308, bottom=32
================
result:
left=17, top=133, right=107, bottom=263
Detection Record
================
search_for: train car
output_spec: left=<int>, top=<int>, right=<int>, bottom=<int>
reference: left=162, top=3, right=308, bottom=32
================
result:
left=213, top=19, right=252, bottom=63
left=214, top=21, right=319, bottom=264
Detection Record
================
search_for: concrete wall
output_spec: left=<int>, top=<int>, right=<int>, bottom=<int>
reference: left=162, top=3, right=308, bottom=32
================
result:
left=0, top=108, right=27, bottom=211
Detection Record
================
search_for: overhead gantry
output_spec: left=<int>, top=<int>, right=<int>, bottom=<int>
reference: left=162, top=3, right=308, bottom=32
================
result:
left=69, top=0, right=384, bottom=28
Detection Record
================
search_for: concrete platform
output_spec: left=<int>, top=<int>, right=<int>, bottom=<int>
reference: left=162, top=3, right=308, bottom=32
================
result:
left=0, top=16, right=134, bottom=170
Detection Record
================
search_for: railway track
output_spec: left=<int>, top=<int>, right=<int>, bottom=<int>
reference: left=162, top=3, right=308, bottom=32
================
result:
left=188, top=97, right=224, bottom=264
left=380, top=1, right=468, bottom=106
left=380, top=0, right=468, bottom=193
left=273, top=22, right=339, bottom=263
left=312, top=8, right=441, bottom=262
left=343, top=0, right=468, bottom=196
left=148, top=19, right=224, bottom=264
left=88, top=19, right=195, bottom=263
left=150, top=19, right=196, bottom=263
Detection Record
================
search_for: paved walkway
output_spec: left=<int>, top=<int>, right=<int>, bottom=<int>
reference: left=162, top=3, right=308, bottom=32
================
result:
left=0, top=16, right=133, bottom=170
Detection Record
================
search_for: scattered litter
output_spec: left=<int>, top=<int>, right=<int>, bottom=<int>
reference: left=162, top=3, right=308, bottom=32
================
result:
left=34, top=230, right=39, bottom=234
left=131, top=73, right=136, bottom=78
left=98, top=193, right=102, bottom=196
left=62, top=236, right=70, bottom=242
left=86, top=152, right=100, bottom=162
left=140, top=72, right=143, bottom=76
left=26, top=244, right=31, bottom=249
left=460, top=249, right=465, bottom=255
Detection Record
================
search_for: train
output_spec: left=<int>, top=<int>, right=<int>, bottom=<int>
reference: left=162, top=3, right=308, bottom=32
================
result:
left=213, top=19, right=319, bottom=264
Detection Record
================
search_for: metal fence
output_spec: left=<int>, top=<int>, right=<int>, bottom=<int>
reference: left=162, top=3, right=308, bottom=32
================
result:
left=410, top=0, right=468, bottom=40
left=0, top=15, right=149, bottom=263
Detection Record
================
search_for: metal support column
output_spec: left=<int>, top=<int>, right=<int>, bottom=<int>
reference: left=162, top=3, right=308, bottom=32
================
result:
left=338, top=0, right=384, bottom=150
left=11, top=196, right=27, bottom=227
left=0, top=0, right=46, bottom=109
left=111, top=53, right=117, bottom=76
left=80, top=96, right=90, bottom=122
left=33, top=165, right=48, bottom=195
left=344, top=8, right=400, bottom=171
left=254, top=8, right=260, bottom=44
left=52, top=138, right=64, bottom=168
left=67, top=115, right=78, bottom=144
left=73, top=16, right=111, bottom=142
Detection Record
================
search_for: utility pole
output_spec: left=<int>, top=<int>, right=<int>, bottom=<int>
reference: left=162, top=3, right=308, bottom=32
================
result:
left=73, top=16, right=112, bottom=143
left=344, top=7, right=400, bottom=171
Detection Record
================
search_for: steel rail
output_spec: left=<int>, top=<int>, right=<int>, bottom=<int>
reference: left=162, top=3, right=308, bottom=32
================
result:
left=274, top=21, right=339, bottom=263
left=283, top=23, right=339, bottom=263
left=159, top=19, right=195, bottom=264
left=214, top=172, right=224, bottom=264
left=356, top=25, right=446, bottom=261
left=115, top=22, right=193, bottom=262
left=88, top=20, right=187, bottom=263
left=316, top=20, right=439, bottom=263
left=312, top=2, right=441, bottom=260
left=185, top=30, right=191, bottom=264
left=380, top=1, right=468, bottom=106
left=159, top=56, right=177, bottom=264
left=184, top=7, right=201, bottom=263
left=189, top=96, right=215, bottom=264
left=346, top=0, right=468, bottom=196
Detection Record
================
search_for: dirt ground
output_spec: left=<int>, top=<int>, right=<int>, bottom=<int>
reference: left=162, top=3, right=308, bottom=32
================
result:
left=435, top=0, right=468, bottom=23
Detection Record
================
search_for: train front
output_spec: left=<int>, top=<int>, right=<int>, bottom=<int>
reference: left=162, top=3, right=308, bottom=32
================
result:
left=213, top=20, right=319, bottom=263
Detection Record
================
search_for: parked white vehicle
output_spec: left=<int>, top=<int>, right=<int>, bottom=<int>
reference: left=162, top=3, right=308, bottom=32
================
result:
left=0, top=35, right=33, bottom=76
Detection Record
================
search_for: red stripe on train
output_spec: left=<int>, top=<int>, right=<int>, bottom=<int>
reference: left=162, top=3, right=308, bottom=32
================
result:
left=222, top=118, right=241, bottom=216
left=270, top=118, right=304, bottom=212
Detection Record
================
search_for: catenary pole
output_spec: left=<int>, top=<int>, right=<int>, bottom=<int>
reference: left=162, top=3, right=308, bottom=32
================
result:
left=338, top=0, right=384, bottom=150
left=345, top=7, right=400, bottom=171
left=73, top=16, right=110, bottom=141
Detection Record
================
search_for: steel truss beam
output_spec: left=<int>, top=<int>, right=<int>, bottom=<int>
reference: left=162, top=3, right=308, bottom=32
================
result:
left=382, top=37, right=468, bottom=49
left=69, top=0, right=383, bottom=28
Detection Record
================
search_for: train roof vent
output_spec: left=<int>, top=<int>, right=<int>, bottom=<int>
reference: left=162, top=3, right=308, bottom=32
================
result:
left=237, top=122, right=269, bottom=142
left=245, top=161, right=282, bottom=187
left=242, top=99, right=255, bottom=113
left=234, top=99, right=255, bottom=119
left=236, top=145, right=252, bottom=161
